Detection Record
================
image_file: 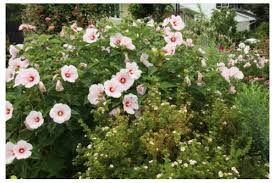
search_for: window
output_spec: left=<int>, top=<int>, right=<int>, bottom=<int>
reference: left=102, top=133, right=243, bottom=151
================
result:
left=216, top=3, right=230, bottom=9
left=217, top=3, right=243, bottom=10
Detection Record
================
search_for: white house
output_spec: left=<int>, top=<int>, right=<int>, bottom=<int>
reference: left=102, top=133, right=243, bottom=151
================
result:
left=180, top=3, right=256, bottom=32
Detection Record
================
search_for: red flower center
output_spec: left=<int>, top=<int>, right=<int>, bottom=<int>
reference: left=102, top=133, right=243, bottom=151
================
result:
left=173, top=21, right=177, bottom=26
left=34, top=117, right=40, bottom=123
left=19, top=148, right=25, bottom=154
left=29, top=76, right=35, bottom=82
left=109, top=87, right=115, bottom=93
left=6, top=108, right=10, bottom=115
left=58, top=111, right=64, bottom=116
left=171, top=37, right=176, bottom=42
left=120, top=78, right=126, bottom=84
left=129, top=69, right=134, bottom=75
left=90, top=35, right=96, bottom=40
left=65, top=72, right=71, bottom=78
left=125, top=101, right=130, bottom=107
left=116, top=40, right=121, bottom=45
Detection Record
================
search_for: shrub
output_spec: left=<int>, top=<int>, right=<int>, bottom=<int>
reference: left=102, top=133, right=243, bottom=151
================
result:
left=253, top=22, right=269, bottom=39
left=235, top=84, right=269, bottom=160
left=6, top=14, right=269, bottom=179
left=21, top=4, right=119, bottom=34
left=211, top=8, right=237, bottom=38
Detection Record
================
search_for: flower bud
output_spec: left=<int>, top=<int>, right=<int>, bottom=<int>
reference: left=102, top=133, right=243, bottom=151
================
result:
left=45, top=17, right=51, bottom=22
left=38, top=81, right=46, bottom=93
left=52, top=74, right=59, bottom=81
left=201, top=58, right=207, bottom=67
left=55, top=80, right=64, bottom=92
left=229, top=85, right=236, bottom=94
left=184, top=76, right=191, bottom=86
left=79, top=63, right=87, bottom=69
left=48, top=25, right=55, bottom=31
left=136, top=84, right=146, bottom=95
left=109, top=107, right=121, bottom=116
left=124, top=52, right=130, bottom=63
left=197, top=72, right=203, bottom=86
left=34, top=63, right=40, bottom=69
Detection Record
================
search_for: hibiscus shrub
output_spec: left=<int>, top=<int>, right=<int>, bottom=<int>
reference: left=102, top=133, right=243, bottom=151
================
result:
left=6, top=15, right=269, bottom=179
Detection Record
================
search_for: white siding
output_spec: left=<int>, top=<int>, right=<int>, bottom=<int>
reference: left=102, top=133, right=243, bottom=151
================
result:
left=181, top=3, right=216, bottom=18
left=181, top=3, right=255, bottom=31
left=236, top=21, right=250, bottom=32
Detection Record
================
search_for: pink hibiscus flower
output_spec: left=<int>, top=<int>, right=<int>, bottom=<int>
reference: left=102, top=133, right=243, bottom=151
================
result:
left=114, top=69, right=134, bottom=91
left=126, top=62, right=142, bottom=80
left=110, top=33, right=135, bottom=50
left=164, top=32, right=183, bottom=46
left=104, top=79, right=123, bottom=98
left=9, top=44, right=23, bottom=58
left=6, top=142, right=15, bottom=164
left=13, top=140, right=33, bottom=160
left=49, top=103, right=71, bottom=124
left=110, top=33, right=124, bottom=48
left=8, top=57, right=29, bottom=71
left=220, top=66, right=244, bottom=82
left=61, top=65, right=78, bottom=83
left=83, top=28, right=99, bottom=43
left=14, top=68, right=40, bottom=88
left=24, top=111, right=44, bottom=130
left=162, top=44, right=176, bottom=56
left=88, top=84, right=105, bottom=105
left=6, top=68, right=15, bottom=82
left=122, top=36, right=136, bottom=50
left=123, top=93, right=139, bottom=114
left=6, top=101, right=13, bottom=121
left=170, top=15, right=185, bottom=31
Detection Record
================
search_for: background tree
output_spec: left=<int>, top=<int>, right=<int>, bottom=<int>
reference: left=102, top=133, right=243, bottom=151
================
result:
left=242, top=4, right=269, bottom=26
left=21, top=4, right=120, bottom=34
left=128, top=4, right=175, bottom=22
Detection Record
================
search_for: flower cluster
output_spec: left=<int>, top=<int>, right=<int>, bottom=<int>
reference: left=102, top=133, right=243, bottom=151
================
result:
left=6, top=13, right=269, bottom=178
left=83, top=28, right=99, bottom=43
left=6, top=140, right=33, bottom=164
left=233, top=42, right=269, bottom=69
left=6, top=44, right=41, bottom=89
left=219, top=65, right=244, bottom=82
left=161, top=15, right=193, bottom=56
left=6, top=45, right=30, bottom=83
left=88, top=61, right=142, bottom=114
left=110, top=33, right=135, bottom=50
left=19, top=23, right=36, bottom=32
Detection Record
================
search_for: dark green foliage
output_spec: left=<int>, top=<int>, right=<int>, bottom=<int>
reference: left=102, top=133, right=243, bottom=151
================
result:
left=242, top=4, right=269, bottom=26
left=235, top=84, right=269, bottom=160
left=22, top=4, right=119, bottom=34
left=211, top=8, right=237, bottom=38
left=129, top=4, right=175, bottom=22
